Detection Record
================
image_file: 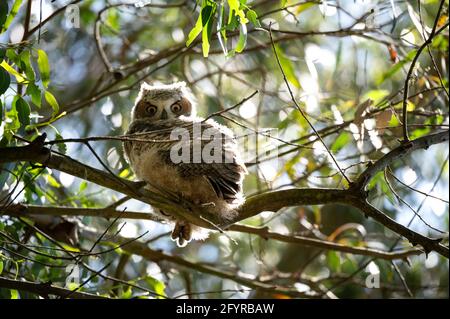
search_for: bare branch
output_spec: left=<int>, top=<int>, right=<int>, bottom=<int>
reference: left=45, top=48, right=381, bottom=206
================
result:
left=0, top=277, right=108, bottom=299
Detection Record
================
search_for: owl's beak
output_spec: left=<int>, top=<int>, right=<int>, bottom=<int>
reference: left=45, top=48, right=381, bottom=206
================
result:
left=161, top=109, right=168, bottom=119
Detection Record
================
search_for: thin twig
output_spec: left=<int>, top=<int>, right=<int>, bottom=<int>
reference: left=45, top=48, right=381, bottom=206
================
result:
left=267, top=24, right=351, bottom=186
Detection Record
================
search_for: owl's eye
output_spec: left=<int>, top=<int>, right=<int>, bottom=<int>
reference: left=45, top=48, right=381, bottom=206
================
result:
left=145, top=104, right=158, bottom=116
left=170, top=102, right=182, bottom=113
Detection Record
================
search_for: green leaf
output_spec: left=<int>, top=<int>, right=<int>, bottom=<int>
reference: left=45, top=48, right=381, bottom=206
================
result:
left=227, top=0, right=248, bottom=23
left=144, top=276, right=166, bottom=299
left=295, top=3, right=316, bottom=14
left=16, top=96, right=30, bottom=126
left=79, top=180, right=88, bottom=192
left=186, top=3, right=215, bottom=48
left=119, top=168, right=130, bottom=178
left=1, top=60, right=26, bottom=83
left=37, top=50, right=50, bottom=88
left=246, top=9, right=260, bottom=27
left=19, top=50, right=35, bottom=82
left=274, top=44, right=301, bottom=88
left=106, top=8, right=120, bottom=32
left=0, top=47, right=6, bottom=61
left=5, top=48, right=18, bottom=63
left=186, top=15, right=202, bottom=47
left=0, top=2, right=8, bottom=30
left=46, top=174, right=61, bottom=188
left=2, top=0, right=22, bottom=33
left=410, top=127, right=431, bottom=140
left=201, top=5, right=214, bottom=27
left=362, top=89, right=389, bottom=105
left=0, top=66, right=10, bottom=96
left=331, top=131, right=351, bottom=153
left=226, top=12, right=239, bottom=31
left=6, top=95, right=20, bottom=132
left=367, top=171, right=383, bottom=191
left=121, top=286, right=133, bottom=299
left=380, top=176, right=395, bottom=204
left=10, top=289, right=19, bottom=299
left=44, top=90, right=59, bottom=116
left=25, top=82, right=41, bottom=107
left=235, top=21, right=247, bottom=53
left=200, top=5, right=215, bottom=57
left=327, top=251, right=340, bottom=272
left=55, top=132, right=67, bottom=154
left=388, top=113, right=400, bottom=127
left=376, top=49, right=417, bottom=85
left=342, top=257, right=357, bottom=273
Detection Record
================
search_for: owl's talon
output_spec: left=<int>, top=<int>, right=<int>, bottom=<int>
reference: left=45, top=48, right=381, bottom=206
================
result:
left=177, top=237, right=188, bottom=247
left=171, top=222, right=182, bottom=240
left=171, top=221, right=193, bottom=247
left=181, top=223, right=192, bottom=241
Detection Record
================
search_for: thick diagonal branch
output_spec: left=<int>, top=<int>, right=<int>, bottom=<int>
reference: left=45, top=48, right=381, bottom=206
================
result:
left=0, top=131, right=448, bottom=257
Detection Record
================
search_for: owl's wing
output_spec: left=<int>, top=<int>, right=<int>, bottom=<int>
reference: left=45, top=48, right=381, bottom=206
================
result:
left=154, top=118, right=247, bottom=202
left=178, top=158, right=246, bottom=202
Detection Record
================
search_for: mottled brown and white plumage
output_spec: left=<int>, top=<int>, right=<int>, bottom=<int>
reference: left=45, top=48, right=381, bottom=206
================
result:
left=123, top=82, right=247, bottom=246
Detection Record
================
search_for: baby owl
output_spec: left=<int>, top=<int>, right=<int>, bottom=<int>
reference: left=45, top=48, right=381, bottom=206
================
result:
left=123, top=82, right=247, bottom=247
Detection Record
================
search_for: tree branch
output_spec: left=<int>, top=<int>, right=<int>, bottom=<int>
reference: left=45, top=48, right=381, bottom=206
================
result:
left=401, top=0, right=449, bottom=141
left=349, top=199, right=448, bottom=257
left=80, top=229, right=319, bottom=298
left=2, top=203, right=422, bottom=260
left=353, top=130, right=449, bottom=190
left=0, top=276, right=108, bottom=299
left=1, top=130, right=448, bottom=257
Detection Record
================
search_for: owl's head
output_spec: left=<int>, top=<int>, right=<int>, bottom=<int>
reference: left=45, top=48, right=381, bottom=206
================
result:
left=131, top=81, right=195, bottom=121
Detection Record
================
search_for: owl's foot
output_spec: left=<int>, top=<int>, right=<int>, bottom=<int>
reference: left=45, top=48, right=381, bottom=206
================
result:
left=171, top=221, right=192, bottom=247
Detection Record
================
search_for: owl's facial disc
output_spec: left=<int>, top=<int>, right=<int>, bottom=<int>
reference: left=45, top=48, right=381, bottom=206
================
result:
left=134, top=100, right=159, bottom=119
left=133, top=82, right=194, bottom=120
left=134, top=96, right=192, bottom=120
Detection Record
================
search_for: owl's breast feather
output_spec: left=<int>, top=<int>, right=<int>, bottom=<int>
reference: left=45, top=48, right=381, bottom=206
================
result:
left=123, top=118, right=246, bottom=221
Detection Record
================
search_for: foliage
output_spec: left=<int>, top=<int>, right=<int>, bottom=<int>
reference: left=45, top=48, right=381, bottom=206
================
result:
left=186, top=0, right=260, bottom=57
left=0, top=0, right=449, bottom=299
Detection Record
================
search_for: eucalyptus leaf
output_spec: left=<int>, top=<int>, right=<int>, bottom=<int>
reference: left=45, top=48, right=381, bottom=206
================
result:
left=44, top=90, right=59, bottom=116
left=201, top=5, right=215, bottom=57
left=0, top=2, right=8, bottom=30
left=0, top=47, right=6, bottom=61
left=19, top=50, right=35, bottom=82
left=16, top=96, right=30, bottom=126
left=246, top=9, right=260, bottom=27
left=1, top=60, right=26, bottom=83
left=235, top=22, right=247, bottom=53
left=37, top=50, right=50, bottom=88
left=274, top=44, right=301, bottom=88
left=2, top=0, right=22, bottom=33
left=25, top=82, right=42, bottom=108
left=0, top=67, right=10, bottom=96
